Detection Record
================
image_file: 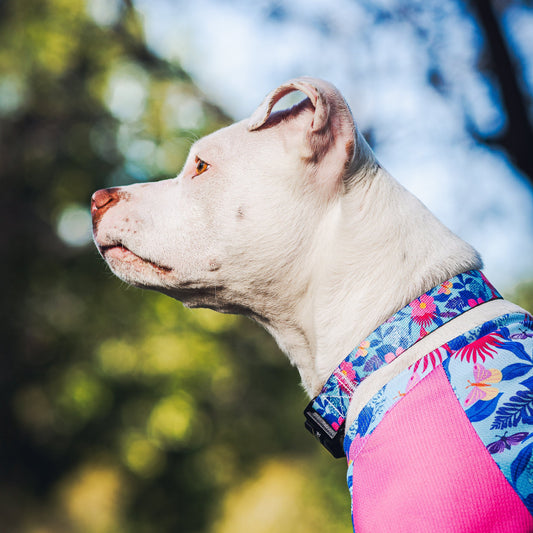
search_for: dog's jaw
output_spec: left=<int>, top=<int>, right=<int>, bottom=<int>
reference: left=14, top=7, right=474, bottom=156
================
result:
left=100, top=244, right=173, bottom=281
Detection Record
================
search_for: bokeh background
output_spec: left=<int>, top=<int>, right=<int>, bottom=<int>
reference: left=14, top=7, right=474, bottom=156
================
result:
left=1, top=1, right=533, bottom=532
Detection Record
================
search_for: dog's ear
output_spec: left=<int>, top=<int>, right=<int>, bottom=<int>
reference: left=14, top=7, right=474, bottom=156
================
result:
left=249, top=77, right=372, bottom=194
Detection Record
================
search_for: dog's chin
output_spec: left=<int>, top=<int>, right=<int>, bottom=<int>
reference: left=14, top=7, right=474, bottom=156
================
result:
left=100, top=245, right=173, bottom=288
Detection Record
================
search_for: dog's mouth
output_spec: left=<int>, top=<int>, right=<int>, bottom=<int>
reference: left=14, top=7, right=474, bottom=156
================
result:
left=99, top=244, right=173, bottom=275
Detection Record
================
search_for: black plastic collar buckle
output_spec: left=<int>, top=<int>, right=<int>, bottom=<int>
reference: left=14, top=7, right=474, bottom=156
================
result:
left=304, top=400, right=346, bottom=459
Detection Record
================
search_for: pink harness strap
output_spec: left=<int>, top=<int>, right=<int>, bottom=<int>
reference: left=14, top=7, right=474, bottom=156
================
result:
left=350, top=365, right=533, bottom=532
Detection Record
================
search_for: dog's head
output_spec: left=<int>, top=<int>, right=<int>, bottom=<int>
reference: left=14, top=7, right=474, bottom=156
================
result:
left=91, top=77, right=375, bottom=314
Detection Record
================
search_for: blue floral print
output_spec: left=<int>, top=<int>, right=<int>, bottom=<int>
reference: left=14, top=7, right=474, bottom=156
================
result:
left=311, top=270, right=501, bottom=431
left=334, top=272, right=533, bottom=520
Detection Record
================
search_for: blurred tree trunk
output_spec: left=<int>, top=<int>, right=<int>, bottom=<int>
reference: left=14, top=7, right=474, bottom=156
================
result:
left=467, top=0, right=533, bottom=184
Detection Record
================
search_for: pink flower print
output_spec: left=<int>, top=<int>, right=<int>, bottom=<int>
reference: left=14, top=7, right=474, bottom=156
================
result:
left=468, top=297, right=484, bottom=307
left=331, top=416, right=343, bottom=431
left=339, top=361, right=356, bottom=378
left=384, top=352, right=395, bottom=364
left=334, top=361, right=357, bottom=394
left=355, top=340, right=370, bottom=358
left=385, top=347, right=404, bottom=364
left=410, top=294, right=436, bottom=327
left=453, top=332, right=504, bottom=363
left=439, top=280, right=453, bottom=295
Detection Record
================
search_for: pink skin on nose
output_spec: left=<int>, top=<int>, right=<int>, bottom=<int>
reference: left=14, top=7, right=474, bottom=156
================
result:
left=91, top=187, right=123, bottom=228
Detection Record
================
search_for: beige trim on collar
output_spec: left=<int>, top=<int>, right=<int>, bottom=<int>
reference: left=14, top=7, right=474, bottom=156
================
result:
left=345, top=299, right=529, bottom=430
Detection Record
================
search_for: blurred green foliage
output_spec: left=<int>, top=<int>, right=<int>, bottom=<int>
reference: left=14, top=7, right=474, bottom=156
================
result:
left=0, top=1, right=351, bottom=531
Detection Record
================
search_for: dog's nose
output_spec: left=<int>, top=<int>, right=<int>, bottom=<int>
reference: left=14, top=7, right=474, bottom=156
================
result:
left=91, top=188, right=118, bottom=211
left=91, top=187, right=121, bottom=226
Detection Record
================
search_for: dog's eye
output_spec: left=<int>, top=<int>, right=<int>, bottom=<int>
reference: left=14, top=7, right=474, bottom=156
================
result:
left=194, top=156, right=210, bottom=176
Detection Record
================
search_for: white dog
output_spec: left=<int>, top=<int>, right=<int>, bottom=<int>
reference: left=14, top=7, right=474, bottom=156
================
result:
left=92, top=78, right=533, bottom=532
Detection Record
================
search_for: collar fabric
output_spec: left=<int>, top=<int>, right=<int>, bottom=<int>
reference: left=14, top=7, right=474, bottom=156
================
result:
left=310, top=270, right=502, bottom=436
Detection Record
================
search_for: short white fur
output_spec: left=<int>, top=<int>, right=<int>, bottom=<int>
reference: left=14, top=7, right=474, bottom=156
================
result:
left=92, top=77, right=481, bottom=396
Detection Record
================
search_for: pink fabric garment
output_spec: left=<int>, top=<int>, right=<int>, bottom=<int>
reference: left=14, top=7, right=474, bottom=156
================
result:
left=350, top=365, right=533, bottom=532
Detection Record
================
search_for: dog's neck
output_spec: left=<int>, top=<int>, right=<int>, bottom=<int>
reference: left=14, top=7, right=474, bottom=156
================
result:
left=256, top=166, right=482, bottom=396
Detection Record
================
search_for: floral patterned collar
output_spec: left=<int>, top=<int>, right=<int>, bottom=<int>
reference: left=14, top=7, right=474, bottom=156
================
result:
left=304, top=270, right=502, bottom=457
